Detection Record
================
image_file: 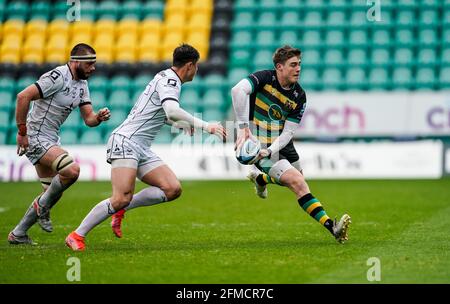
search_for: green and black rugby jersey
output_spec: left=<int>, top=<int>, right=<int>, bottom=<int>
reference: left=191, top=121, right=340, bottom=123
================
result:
left=246, top=69, right=306, bottom=146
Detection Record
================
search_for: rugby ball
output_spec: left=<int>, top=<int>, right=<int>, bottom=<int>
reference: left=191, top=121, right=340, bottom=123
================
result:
left=236, top=138, right=261, bottom=165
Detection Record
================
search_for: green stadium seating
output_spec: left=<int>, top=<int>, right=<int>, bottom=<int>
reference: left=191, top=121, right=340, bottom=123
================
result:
left=180, top=88, right=200, bottom=112
left=0, top=109, right=10, bottom=128
left=392, top=67, right=413, bottom=89
left=106, top=108, right=128, bottom=130
left=439, top=67, right=450, bottom=88
left=369, top=68, right=389, bottom=89
left=15, top=76, right=35, bottom=93
left=279, top=30, right=298, bottom=46
left=228, top=68, right=250, bottom=87
left=52, top=1, right=70, bottom=20
left=133, top=74, right=152, bottom=93
left=347, top=49, right=367, bottom=66
left=154, top=125, right=174, bottom=144
left=346, top=67, right=366, bottom=90
left=90, top=91, right=108, bottom=108
left=325, top=30, right=344, bottom=47
left=394, top=48, right=414, bottom=65
left=253, top=50, right=273, bottom=70
left=231, top=30, right=252, bottom=49
left=322, top=68, right=342, bottom=89
left=109, top=90, right=131, bottom=108
left=6, top=0, right=29, bottom=21
left=60, top=129, right=79, bottom=145
left=324, top=49, right=344, bottom=66
left=416, top=67, right=436, bottom=89
left=257, top=12, right=276, bottom=29
left=78, top=1, right=96, bottom=21
left=79, top=129, right=104, bottom=144
left=419, top=29, right=438, bottom=46
left=397, top=9, right=416, bottom=26
left=110, top=75, right=131, bottom=92
left=280, top=12, right=299, bottom=28
left=299, top=68, right=320, bottom=91
left=230, top=49, right=250, bottom=68
left=301, top=30, right=321, bottom=47
left=256, top=30, right=276, bottom=49
left=372, top=29, right=391, bottom=46
left=371, top=48, right=390, bottom=66
left=202, top=89, right=224, bottom=111
left=327, top=11, right=346, bottom=27
left=122, top=0, right=142, bottom=20
left=282, top=0, right=301, bottom=10
left=350, top=11, right=367, bottom=27
left=89, top=75, right=110, bottom=94
left=97, top=0, right=119, bottom=20
left=235, top=0, right=257, bottom=12
left=142, top=1, right=164, bottom=20
left=30, top=1, right=50, bottom=21
left=63, top=111, right=82, bottom=129
left=202, top=109, right=223, bottom=122
left=0, top=77, right=15, bottom=93
left=441, top=48, right=450, bottom=65
left=232, top=12, right=253, bottom=30
left=0, top=128, right=7, bottom=144
left=0, top=91, right=14, bottom=110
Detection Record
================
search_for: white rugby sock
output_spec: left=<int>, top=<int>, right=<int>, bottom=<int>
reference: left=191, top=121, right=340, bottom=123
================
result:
left=125, top=187, right=167, bottom=211
left=12, top=202, right=37, bottom=236
left=75, top=199, right=116, bottom=237
left=39, top=175, right=69, bottom=209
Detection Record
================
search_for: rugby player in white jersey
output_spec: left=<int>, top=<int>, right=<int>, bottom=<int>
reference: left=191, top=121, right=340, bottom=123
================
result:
left=66, top=44, right=226, bottom=251
left=8, top=43, right=111, bottom=245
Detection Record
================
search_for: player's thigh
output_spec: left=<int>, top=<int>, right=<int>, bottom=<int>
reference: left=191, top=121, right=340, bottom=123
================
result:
left=140, top=164, right=181, bottom=193
left=37, top=146, right=68, bottom=168
left=35, top=163, right=57, bottom=178
left=111, top=166, right=138, bottom=200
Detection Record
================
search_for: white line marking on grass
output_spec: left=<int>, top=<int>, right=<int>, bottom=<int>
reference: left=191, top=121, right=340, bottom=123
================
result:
left=0, top=207, right=8, bottom=213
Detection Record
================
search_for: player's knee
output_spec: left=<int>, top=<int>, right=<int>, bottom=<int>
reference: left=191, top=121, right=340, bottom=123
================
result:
left=111, top=193, right=132, bottom=210
left=61, top=163, right=80, bottom=182
left=283, top=171, right=306, bottom=192
left=164, top=182, right=182, bottom=201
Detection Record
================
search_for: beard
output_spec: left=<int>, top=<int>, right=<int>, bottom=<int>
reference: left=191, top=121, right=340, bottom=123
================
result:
left=75, top=65, right=89, bottom=80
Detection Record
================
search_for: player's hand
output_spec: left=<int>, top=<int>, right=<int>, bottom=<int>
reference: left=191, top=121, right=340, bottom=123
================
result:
left=96, top=107, right=111, bottom=122
left=235, top=127, right=255, bottom=151
left=256, top=148, right=271, bottom=160
left=16, top=134, right=29, bottom=156
left=206, top=123, right=227, bottom=140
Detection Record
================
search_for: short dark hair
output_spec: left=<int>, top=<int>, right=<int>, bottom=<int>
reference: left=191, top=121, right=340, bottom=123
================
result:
left=173, top=44, right=200, bottom=68
left=70, top=43, right=96, bottom=56
left=273, top=45, right=301, bottom=66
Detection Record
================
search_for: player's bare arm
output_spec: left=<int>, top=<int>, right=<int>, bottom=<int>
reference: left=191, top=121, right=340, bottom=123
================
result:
left=15, top=84, right=41, bottom=156
left=79, top=104, right=111, bottom=127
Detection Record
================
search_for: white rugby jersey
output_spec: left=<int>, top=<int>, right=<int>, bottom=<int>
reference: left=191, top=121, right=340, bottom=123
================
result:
left=112, top=68, right=182, bottom=147
left=28, top=64, right=91, bottom=142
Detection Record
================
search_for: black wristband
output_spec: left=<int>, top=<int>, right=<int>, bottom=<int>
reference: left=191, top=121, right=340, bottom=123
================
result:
left=238, top=123, right=249, bottom=129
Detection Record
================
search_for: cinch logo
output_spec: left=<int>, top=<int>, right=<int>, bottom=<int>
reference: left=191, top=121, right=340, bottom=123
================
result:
left=427, top=107, right=450, bottom=130
left=268, top=104, right=283, bottom=121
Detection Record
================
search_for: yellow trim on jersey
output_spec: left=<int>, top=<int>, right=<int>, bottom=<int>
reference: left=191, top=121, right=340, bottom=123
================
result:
left=256, top=136, right=274, bottom=144
left=263, top=84, right=298, bottom=110
left=255, top=97, right=270, bottom=112
left=254, top=116, right=284, bottom=131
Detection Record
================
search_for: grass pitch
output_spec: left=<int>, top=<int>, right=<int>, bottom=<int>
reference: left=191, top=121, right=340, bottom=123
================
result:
left=0, top=179, right=449, bottom=283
